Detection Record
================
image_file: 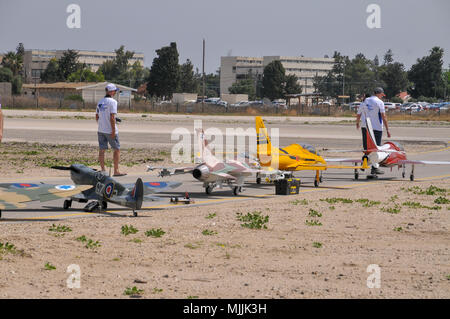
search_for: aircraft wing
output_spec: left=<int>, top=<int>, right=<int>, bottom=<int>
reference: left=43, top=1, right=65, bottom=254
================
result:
left=0, top=184, right=92, bottom=209
left=398, top=160, right=450, bottom=165
left=325, top=158, right=363, bottom=163
left=147, top=166, right=195, bottom=177
left=122, top=181, right=182, bottom=195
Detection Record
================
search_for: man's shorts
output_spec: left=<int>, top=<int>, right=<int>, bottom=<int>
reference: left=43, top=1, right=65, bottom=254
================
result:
left=98, top=132, right=120, bottom=150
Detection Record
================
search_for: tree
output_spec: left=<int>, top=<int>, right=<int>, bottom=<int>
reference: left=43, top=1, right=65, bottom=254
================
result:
left=408, top=46, right=445, bottom=98
left=178, top=59, right=198, bottom=93
left=262, top=60, right=286, bottom=100
left=228, top=78, right=256, bottom=99
left=67, top=67, right=105, bottom=82
left=1, top=51, right=22, bottom=76
left=146, top=42, right=180, bottom=99
left=378, top=51, right=409, bottom=99
left=0, top=67, right=13, bottom=82
left=383, top=49, right=393, bottom=65
left=40, top=58, right=61, bottom=83
left=285, top=74, right=302, bottom=95
left=57, top=49, right=80, bottom=80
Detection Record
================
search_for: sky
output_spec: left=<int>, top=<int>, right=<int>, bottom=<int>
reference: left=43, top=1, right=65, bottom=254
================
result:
left=1, top=0, right=449, bottom=73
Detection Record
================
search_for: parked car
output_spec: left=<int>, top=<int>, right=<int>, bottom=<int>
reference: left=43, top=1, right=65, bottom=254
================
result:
left=272, top=99, right=287, bottom=109
left=231, top=101, right=250, bottom=107
left=216, top=100, right=228, bottom=107
left=384, top=102, right=397, bottom=111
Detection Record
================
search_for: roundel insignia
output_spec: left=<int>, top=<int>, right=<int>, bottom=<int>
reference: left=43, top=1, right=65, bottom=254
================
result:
left=55, top=185, right=76, bottom=191
left=104, top=183, right=114, bottom=199
left=145, top=182, right=167, bottom=188
left=13, top=183, right=39, bottom=188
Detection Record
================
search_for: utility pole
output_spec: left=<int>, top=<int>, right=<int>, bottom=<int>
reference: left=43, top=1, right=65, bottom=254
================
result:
left=202, top=39, right=206, bottom=112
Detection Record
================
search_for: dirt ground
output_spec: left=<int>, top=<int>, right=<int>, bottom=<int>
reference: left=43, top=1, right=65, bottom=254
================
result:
left=1, top=179, right=449, bottom=299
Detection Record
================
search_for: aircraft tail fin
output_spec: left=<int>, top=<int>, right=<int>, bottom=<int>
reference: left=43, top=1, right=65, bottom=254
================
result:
left=365, top=116, right=380, bottom=153
left=127, top=178, right=143, bottom=210
left=196, top=129, right=220, bottom=166
left=255, top=116, right=272, bottom=160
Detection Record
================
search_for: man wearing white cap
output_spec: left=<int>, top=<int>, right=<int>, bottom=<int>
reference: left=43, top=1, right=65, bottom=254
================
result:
left=356, top=87, right=391, bottom=175
left=96, top=83, right=126, bottom=176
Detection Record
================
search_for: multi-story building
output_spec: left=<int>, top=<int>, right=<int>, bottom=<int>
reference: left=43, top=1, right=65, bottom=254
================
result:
left=23, top=49, right=145, bottom=83
left=220, top=56, right=264, bottom=95
left=220, top=55, right=335, bottom=95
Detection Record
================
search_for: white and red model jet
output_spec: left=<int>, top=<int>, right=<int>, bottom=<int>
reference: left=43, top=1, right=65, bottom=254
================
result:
left=327, top=116, right=450, bottom=180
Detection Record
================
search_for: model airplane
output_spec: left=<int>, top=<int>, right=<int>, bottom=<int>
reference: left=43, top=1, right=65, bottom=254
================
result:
left=326, top=115, right=450, bottom=180
left=148, top=129, right=272, bottom=195
left=51, top=164, right=182, bottom=216
left=0, top=182, right=92, bottom=219
left=255, top=116, right=369, bottom=186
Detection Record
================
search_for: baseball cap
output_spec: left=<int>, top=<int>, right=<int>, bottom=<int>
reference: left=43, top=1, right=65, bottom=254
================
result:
left=105, top=83, right=119, bottom=92
left=374, top=87, right=385, bottom=96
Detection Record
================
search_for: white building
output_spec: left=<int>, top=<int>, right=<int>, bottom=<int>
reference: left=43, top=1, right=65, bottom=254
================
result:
left=220, top=55, right=335, bottom=95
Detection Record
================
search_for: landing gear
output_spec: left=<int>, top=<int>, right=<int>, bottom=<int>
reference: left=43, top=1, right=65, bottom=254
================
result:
left=233, top=186, right=242, bottom=196
left=101, top=201, right=108, bottom=210
left=133, top=210, right=138, bottom=217
left=205, top=184, right=214, bottom=195
left=314, top=170, right=320, bottom=187
left=63, top=199, right=72, bottom=210
left=354, top=163, right=359, bottom=180
left=0, top=210, right=2, bottom=219
left=410, top=164, right=415, bottom=181
left=83, top=201, right=100, bottom=212
left=256, top=173, right=261, bottom=184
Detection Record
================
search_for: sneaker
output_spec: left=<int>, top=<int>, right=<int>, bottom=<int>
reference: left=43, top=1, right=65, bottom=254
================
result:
left=371, top=168, right=384, bottom=175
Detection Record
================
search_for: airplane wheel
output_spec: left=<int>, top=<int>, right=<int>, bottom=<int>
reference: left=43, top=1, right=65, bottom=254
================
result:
left=410, top=174, right=414, bottom=181
left=0, top=210, right=2, bottom=218
left=101, top=201, right=108, bottom=210
left=233, top=186, right=241, bottom=196
left=256, top=177, right=262, bottom=184
left=354, top=171, right=359, bottom=180
left=63, top=200, right=72, bottom=210
left=319, top=176, right=323, bottom=183
left=205, top=185, right=213, bottom=195
left=133, top=211, right=138, bottom=217
left=314, top=180, right=319, bottom=187
left=402, top=172, right=406, bottom=178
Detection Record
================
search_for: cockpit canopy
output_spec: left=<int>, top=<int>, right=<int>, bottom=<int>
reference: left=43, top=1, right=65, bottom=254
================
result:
left=300, top=143, right=319, bottom=155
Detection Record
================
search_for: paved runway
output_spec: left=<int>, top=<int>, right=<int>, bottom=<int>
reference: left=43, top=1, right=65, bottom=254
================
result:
left=1, top=112, right=449, bottom=222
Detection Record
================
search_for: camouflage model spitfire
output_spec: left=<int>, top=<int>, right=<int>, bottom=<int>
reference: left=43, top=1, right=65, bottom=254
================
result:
left=51, top=164, right=182, bottom=216
left=0, top=182, right=91, bottom=219
left=148, top=129, right=271, bottom=195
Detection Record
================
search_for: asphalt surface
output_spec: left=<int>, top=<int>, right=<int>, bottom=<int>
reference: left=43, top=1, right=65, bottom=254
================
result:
left=1, top=112, right=449, bottom=222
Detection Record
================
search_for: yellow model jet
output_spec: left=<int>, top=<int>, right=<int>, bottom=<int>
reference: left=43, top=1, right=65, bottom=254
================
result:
left=255, top=116, right=368, bottom=186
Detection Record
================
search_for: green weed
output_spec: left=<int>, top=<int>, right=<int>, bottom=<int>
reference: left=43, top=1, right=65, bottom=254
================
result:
left=205, top=213, right=217, bottom=219
left=44, top=262, right=56, bottom=270
left=48, top=224, right=72, bottom=233
left=312, top=242, right=323, bottom=248
left=124, top=286, right=144, bottom=296
left=236, top=211, right=269, bottom=229
left=291, top=199, right=309, bottom=205
left=434, top=197, right=450, bottom=204
left=320, top=197, right=353, bottom=204
left=308, top=209, right=322, bottom=218
left=145, top=228, right=165, bottom=238
left=121, top=225, right=139, bottom=236
left=305, top=220, right=322, bottom=226
left=202, top=229, right=217, bottom=236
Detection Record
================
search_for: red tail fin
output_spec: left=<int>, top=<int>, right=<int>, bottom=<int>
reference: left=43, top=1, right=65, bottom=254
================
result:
left=365, top=117, right=380, bottom=153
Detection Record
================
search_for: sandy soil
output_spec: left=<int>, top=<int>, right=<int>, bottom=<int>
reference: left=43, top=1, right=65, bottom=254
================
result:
left=1, top=179, right=449, bottom=299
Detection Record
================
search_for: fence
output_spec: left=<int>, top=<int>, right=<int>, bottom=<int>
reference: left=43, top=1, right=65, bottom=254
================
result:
left=0, top=95, right=448, bottom=118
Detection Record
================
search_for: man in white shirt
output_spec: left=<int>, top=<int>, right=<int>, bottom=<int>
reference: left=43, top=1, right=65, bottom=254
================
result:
left=96, top=83, right=126, bottom=176
left=356, top=87, right=391, bottom=175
